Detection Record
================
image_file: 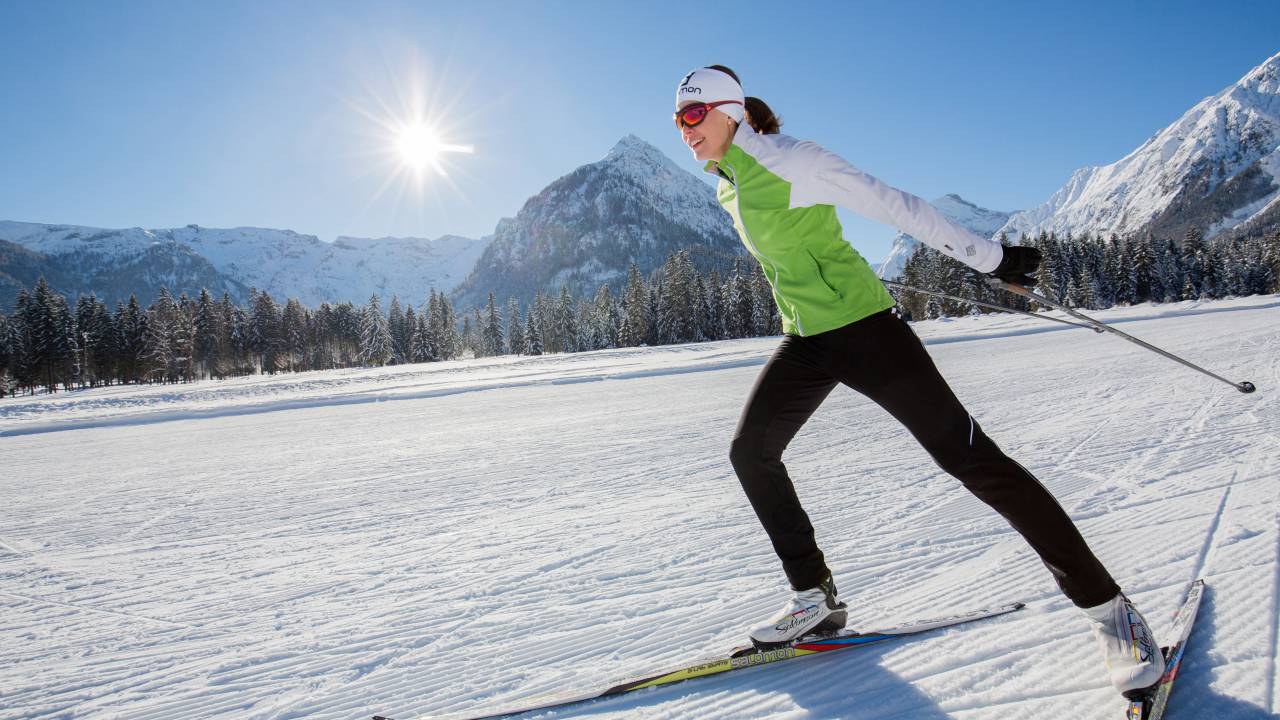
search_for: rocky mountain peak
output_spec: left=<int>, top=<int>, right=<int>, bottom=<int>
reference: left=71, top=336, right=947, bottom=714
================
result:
left=449, top=135, right=742, bottom=311
left=1238, top=50, right=1280, bottom=94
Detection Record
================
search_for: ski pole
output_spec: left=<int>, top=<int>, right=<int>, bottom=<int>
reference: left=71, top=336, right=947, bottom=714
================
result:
left=985, top=278, right=1257, bottom=394
left=882, top=280, right=1101, bottom=333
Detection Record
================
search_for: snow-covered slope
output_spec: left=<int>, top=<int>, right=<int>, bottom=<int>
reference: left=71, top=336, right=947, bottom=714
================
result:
left=0, top=220, right=490, bottom=307
left=451, top=134, right=742, bottom=311
left=996, top=51, right=1280, bottom=243
left=2, top=295, right=1277, bottom=719
left=877, top=194, right=1013, bottom=279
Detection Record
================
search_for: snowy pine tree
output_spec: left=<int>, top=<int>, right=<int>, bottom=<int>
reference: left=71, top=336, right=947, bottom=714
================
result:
left=0, top=312, right=12, bottom=397
left=506, top=297, right=525, bottom=355
left=557, top=286, right=577, bottom=353
left=194, top=289, right=224, bottom=379
left=388, top=296, right=409, bottom=364
left=482, top=292, right=504, bottom=357
left=524, top=301, right=543, bottom=356
left=145, top=287, right=179, bottom=382
left=281, top=298, right=307, bottom=372
left=359, top=295, right=393, bottom=366
left=173, top=293, right=197, bottom=382
left=589, top=285, right=616, bottom=350
left=622, top=264, right=650, bottom=347
left=750, top=266, right=773, bottom=336
left=249, top=289, right=283, bottom=373
left=723, top=263, right=751, bottom=339
left=705, top=270, right=724, bottom=341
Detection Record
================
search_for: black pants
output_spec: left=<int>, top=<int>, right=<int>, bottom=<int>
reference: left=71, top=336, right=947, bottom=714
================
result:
left=729, top=308, right=1119, bottom=608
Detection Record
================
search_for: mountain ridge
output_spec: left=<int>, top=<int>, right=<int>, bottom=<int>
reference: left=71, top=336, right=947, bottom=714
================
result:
left=0, top=220, right=490, bottom=309
left=995, top=51, right=1280, bottom=244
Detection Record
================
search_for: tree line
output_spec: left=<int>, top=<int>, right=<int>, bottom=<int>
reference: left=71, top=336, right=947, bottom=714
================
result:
left=0, top=251, right=780, bottom=396
left=6, top=228, right=1276, bottom=398
left=894, top=229, right=1280, bottom=319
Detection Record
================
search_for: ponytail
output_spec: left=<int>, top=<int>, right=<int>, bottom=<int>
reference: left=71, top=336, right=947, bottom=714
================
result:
left=705, top=65, right=784, bottom=135
left=745, top=96, right=783, bottom=135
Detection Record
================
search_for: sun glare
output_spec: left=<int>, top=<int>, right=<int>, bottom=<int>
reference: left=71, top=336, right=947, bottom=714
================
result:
left=396, top=123, right=475, bottom=176
left=398, top=124, right=440, bottom=169
left=346, top=46, right=491, bottom=220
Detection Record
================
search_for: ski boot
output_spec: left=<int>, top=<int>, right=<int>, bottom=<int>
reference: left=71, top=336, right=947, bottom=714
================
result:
left=749, top=574, right=847, bottom=650
left=1083, top=592, right=1165, bottom=698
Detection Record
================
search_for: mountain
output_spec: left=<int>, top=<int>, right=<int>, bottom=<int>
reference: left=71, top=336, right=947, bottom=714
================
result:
left=0, top=229, right=251, bottom=309
left=876, top=194, right=1014, bottom=279
left=995, top=51, right=1280, bottom=243
left=450, top=134, right=744, bottom=312
left=0, top=221, right=489, bottom=309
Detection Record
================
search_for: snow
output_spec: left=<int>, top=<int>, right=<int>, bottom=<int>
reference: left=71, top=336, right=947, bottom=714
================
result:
left=1207, top=145, right=1280, bottom=238
left=2, top=295, right=1278, bottom=720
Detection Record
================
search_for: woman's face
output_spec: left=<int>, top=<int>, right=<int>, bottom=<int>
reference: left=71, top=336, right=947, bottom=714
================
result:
left=679, top=105, right=737, bottom=163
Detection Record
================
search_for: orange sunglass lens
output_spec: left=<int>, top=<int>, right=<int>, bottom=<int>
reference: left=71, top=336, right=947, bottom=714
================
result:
left=677, top=105, right=708, bottom=128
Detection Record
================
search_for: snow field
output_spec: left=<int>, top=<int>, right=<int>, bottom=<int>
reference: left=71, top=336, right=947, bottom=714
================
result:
left=1, top=296, right=1278, bottom=720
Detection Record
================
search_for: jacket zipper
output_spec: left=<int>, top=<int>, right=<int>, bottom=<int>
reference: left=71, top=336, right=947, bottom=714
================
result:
left=719, top=162, right=804, bottom=335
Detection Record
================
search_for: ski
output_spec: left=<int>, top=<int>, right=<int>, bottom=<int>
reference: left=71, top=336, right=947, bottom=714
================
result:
left=372, top=600, right=1024, bottom=720
left=1124, top=579, right=1206, bottom=720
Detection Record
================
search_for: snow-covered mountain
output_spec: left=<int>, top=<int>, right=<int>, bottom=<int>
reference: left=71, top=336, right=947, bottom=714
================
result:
left=996, top=51, right=1280, bottom=243
left=0, top=220, right=489, bottom=308
left=450, top=134, right=743, bottom=312
left=876, top=194, right=1014, bottom=279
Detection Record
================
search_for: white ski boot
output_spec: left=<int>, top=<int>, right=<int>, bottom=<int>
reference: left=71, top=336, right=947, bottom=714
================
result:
left=749, top=575, right=847, bottom=649
left=1083, top=593, right=1165, bottom=698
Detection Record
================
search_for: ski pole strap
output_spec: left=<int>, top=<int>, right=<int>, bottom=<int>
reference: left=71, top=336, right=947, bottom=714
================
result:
left=985, top=278, right=1257, bottom=395
left=882, top=280, right=1101, bottom=332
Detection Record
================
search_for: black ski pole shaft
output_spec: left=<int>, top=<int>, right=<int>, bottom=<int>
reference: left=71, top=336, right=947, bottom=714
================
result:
left=882, top=280, right=1101, bottom=332
left=986, top=278, right=1256, bottom=394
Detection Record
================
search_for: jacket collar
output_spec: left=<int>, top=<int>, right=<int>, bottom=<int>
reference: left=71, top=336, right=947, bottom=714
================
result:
left=703, top=122, right=756, bottom=176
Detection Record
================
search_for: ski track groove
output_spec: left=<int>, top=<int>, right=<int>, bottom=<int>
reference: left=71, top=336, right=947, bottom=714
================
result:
left=0, top=535, right=22, bottom=556
left=1269, top=509, right=1280, bottom=715
left=1186, top=472, right=1234, bottom=584
left=0, top=588, right=195, bottom=628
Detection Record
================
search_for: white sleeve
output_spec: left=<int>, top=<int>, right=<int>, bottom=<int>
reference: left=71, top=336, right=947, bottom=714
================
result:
left=786, top=140, right=1004, bottom=273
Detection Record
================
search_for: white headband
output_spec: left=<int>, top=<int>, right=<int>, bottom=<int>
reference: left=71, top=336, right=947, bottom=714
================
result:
left=675, top=67, right=745, bottom=123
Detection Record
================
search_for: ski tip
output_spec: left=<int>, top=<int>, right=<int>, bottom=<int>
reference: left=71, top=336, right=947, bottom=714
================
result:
left=1012, top=602, right=1027, bottom=610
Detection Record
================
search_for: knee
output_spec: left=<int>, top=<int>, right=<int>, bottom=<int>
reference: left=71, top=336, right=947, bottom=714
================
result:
left=924, top=415, right=996, bottom=478
left=930, top=443, right=979, bottom=478
left=730, top=434, right=771, bottom=474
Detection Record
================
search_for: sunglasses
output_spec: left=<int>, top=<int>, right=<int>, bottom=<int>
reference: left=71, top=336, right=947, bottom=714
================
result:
left=674, top=100, right=742, bottom=129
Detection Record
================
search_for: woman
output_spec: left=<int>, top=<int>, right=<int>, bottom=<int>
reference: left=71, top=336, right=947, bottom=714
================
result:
left=674, top=65, right=1162, bottom=698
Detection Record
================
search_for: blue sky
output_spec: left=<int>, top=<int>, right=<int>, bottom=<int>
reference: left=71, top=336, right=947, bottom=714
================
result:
left=2, top=1, right=1278, bottom=262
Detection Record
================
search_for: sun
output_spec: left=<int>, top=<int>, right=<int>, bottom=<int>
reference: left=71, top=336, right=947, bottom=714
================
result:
left=397, top=124, right=440, bottom=169
left=396, top=122, right=474, bottom=176
left=344, top=45, right=493, bottom=216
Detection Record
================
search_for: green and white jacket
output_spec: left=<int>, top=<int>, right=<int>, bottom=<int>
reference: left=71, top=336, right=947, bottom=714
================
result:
left=705, top=123, right=1004, bottom=336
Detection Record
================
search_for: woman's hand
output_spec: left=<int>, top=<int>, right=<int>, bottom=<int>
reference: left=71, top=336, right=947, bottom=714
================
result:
left=989, top=246, right=1042, bottom=287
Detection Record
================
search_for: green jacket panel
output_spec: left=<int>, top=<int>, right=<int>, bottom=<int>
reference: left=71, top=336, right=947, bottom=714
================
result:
left=704, top=123, right=1003, bottom=337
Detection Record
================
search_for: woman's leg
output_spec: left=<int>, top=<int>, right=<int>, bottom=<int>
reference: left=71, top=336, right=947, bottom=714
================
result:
left=817, top=310, right=1119, bottom=607
left=730, top=335, right=839, bottom=591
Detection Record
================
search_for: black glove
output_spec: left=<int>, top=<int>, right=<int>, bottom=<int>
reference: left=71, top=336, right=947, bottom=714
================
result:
left=988, top=246, right=1041, bottom=287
